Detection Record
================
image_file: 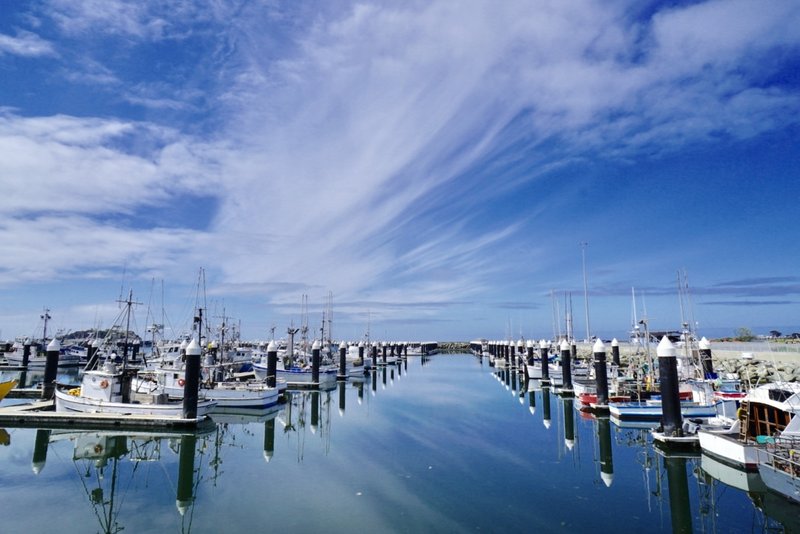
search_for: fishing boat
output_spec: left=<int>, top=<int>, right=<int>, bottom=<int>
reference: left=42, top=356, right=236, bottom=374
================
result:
left=5, top=340, right=82, bottom=367
left=0, top=379, right=17, bottom=401
left=253, top=339, right=337, bottom=387
left=55, top=359, right=217, bottom=417
left=55, top=294, right=217, bottom=419
left=757, top=436, right=800, bottom=503
left=133, top=364, right=282, bottom=410
left=610, top=397, right=722, bottom=422
left=698, top=381, right=800, bottom=471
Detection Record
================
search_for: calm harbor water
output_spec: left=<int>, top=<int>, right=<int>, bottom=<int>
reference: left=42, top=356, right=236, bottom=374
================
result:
left=1, top=354, right=797, bottom=533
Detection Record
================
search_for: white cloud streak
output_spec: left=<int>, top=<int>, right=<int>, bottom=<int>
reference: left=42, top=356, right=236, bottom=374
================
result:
left=0, top=30, right=56, bottom=57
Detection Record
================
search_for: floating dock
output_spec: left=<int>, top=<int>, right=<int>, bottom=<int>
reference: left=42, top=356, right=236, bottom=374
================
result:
left=0, top=400, right=211, bottom=430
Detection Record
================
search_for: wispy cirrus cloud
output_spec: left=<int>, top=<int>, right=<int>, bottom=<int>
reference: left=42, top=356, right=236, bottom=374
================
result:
left=0, top=30, right=56, bottom=57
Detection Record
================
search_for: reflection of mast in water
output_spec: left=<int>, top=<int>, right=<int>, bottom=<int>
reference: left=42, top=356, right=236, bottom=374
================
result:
left=542, top=387, right=552, bottom=429
left=597, top=416, right=614, bottom=487
left=41, top=429, right=208, bottom=534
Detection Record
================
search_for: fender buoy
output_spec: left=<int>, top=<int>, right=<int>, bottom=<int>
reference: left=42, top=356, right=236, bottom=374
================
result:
left=94, top=444, right=103, bottom=454
left=737, top=407, right=746, bottom=419
left=178, top=378, right=186, bottom=387
left=99, top=379, right=109, bottom=389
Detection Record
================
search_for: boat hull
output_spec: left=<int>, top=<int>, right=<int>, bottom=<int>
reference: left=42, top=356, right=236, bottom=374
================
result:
left=609, top=400, right=721, bottom=421
left=55, top=388, right=217, bottom=418
left=698, top=427, right=760, bottom=471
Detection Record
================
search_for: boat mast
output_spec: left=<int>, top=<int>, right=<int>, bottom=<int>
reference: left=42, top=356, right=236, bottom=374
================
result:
left=41, top=307, right=51, bottom=344
left=580, top=241, right=591, bottom=342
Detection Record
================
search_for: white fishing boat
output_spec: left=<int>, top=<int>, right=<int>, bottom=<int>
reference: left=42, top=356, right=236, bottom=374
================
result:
left=698, top=381, right=800, bottom=471
left=5, top=340, right=82, bottom=367
left=253, top=339, right=337, bottom=386
left=134, top=363, right=282, bottom=410
left=55, top=360, right=217, bottom=417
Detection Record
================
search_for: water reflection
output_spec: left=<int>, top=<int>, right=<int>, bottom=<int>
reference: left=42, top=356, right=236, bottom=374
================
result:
left=3, top=355, right=800, bottom=533
left=40, top=427, right=213, bottom=533
left=596, top=416, right=614, bottom=487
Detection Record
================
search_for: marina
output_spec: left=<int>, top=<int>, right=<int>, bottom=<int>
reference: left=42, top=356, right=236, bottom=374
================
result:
left=1, top=353, right=798, bottom=533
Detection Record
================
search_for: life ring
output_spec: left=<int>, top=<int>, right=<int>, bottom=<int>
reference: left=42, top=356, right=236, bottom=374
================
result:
left=99, top=379, right=109, bottom=389
left=178, top=378, right=186, bottom=387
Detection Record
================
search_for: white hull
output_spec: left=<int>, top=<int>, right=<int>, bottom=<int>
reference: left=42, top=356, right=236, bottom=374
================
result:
left=203, top=384, right=280, bottom=410
left=5, top=352, right=82, bottom=367
left=698, top=422, right=760, bottom=471
left=55, top=388, right=217, bottom=417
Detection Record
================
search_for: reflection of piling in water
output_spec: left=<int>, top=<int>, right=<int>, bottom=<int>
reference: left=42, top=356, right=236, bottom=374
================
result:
left=528, top=387, right=536, bottom=415
left=176, top=434, right=197, bottom=516
left=382, top=367, right=387, bottom=389
left=563, top=398, right=575, bottom=450
left=311, top=391, right=319, bottom=433
left=371, top=366, right=377, bottom=394
left=597, top=417, right=614, bottom=487
left=32, top=428, right=51, bottom=474
left=664, top=454, right=693, bottom=534
left=542, top=387, right=552, bottom=429
left=356, top=380, right=364, bottom=404
left=264, top=417, right=275, bottom=462
left=338, top=381, right=346, bottom=416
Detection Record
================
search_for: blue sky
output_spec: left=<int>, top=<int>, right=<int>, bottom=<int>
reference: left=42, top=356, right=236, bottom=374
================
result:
left=1, top=0, right=798, bottom=343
